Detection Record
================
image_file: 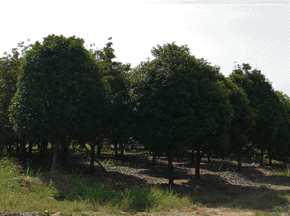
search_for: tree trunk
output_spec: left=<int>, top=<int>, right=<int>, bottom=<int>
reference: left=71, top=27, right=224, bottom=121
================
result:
left=51, top=142, right=54, bottom=152
left=28, top=142, right=33, bottom=160
left=195, top=148, right=201, bottom=179
left=268, top=149, right=273, bottom=166
left=51, top=133, right=60, bottom=174
left=96, top=141, right=103, bottom=157
left=20, top=140, right=26, bottom=160
left=84, top=144, right=106, bottom=172
left=152, top=149, right=156, bottom=171
left=233, top=153, right=237, bottom=161
left=237, top=150, right=243, bottom=172
left=90, top=139, right=96, bottom=174
left=114, top=143, right=118, bottom=157
left=15, top=143, right=20, bottom=155
left=260, top=148, right=264, bottom=167
left=40, top=142, right=48, bottom=159
left=62, top=143, right=69, bottom=167
left=120, top=143, right=124, bottom=159
left=6, top=143, right=13, bottom=155
left=167, top=152, right=174, bottom=187
left=207, top=152, right=211, bottom=163
left=191, top=150, right=195, bottom=165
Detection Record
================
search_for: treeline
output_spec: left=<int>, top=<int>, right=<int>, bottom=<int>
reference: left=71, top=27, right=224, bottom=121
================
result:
left=0, top=35, right=289, bottom=186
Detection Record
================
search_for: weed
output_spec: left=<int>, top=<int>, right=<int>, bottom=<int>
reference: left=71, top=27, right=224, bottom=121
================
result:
left=274, top=206, right=285, bottom=212
left=0, top=157, right=194, bottom=214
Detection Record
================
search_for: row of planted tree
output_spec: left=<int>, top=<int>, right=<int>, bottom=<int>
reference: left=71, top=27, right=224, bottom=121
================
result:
left=0, top=35, right=289, bottom=186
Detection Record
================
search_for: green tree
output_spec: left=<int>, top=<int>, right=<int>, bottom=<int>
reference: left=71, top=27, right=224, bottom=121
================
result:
left=93, top=38, right=133, bottom=159
left=0, top=41, right=32, bottom=156
left=230, top=63, right=280, bottom=166
left=272, top=91, right=290, bottom=162
left=9, top=35, right=108, bottom=174
left=223, top=77, right=254, bottom=171
left=133, top=43, right=232, bottom=185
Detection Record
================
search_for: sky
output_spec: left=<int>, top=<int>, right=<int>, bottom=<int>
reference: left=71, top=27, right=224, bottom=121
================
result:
left=1, top=0, right=289, bottom=95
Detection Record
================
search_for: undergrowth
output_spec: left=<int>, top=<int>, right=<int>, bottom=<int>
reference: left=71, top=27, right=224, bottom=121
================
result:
left=0, top=157, right=193, bottom=214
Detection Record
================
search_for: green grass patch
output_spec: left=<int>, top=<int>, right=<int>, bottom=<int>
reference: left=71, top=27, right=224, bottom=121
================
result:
left=0, top=157, right=193, bottom=214
left=268, top=166, right=290, bottom=177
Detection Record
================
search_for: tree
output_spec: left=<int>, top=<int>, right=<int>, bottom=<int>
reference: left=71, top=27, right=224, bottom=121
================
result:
left=230, top=63, right=280, bottom=166
left=272, top=91, right=290, bottom=162
left=223, top=77, right=254, bottom=171
left=9, top=35, right=108, bottom=174
left=133, top=42, right=232, bottom=186
left=0, top=41, right=32, bottom=156
left=93, top=38, right=133, bottom=159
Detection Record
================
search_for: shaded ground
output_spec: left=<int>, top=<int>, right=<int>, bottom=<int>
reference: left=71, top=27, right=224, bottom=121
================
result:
left=10, top=149, right=290, bottom=215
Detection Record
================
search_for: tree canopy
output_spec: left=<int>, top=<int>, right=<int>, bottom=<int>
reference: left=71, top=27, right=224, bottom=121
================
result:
left=133, top=42, right=233, bottom=185
left=230, top=63, right=281, bottom=166
left=9, top=34, right=108, bottom=172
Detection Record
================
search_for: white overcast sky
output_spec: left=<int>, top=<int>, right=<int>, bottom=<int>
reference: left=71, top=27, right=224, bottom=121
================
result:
left=1, top=0, right=289, bottom=95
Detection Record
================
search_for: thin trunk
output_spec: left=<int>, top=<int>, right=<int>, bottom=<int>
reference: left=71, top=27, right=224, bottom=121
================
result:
left=84, top=144, right=106, bottom=172
left=90, top=139, right=96, bottom=174
left=51, top=133, right=60, bottom=174
left=207, top=152, right=211, bottom=163
left=195, top=148, right=201, bottom=179
left=233, top=153, right=237, bottom=161
left=62, top=143, right=69, bottom=167
left=114, top=143, right=118, bottom=157
left=40, top=142, right=48, bottom=159
left=152, top=150, right=156, bottom=171
left=39, top=143, right=44, bottom=158
left=167, top=152, right=174, bottom=187
left=97, top=141, right=102, bottom=157
left=237, top=150, right=243, bottom=172
left=191, top=150, right=195, bottom=165
left=51, top=142, right=54, bottom=152
left=260, top=148, right=264, bottom=167
left=20, top=140, right=26, bottom=160
left=6, top=144, right=13, bottom=155
left=15, top=143, right=20, bottom=155
left=28, top=142, right=33, bottom=159
left=268, top=149, right=273, bottom=166
left=120, top=143, right=124, bottom=159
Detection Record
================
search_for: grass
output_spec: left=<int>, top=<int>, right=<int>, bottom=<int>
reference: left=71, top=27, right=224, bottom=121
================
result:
left=267, top=166, right=290, bottom=177
left=1, top=148, right=290, bottom=215
left=0, top=157, right=193, bottom=215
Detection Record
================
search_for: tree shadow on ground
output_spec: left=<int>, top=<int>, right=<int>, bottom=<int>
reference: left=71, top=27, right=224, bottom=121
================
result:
left=178, top=173, right=290, bottom=212
left=11, top=150, right=290, bottom=213
left=179, top=158, right=290, bottom=188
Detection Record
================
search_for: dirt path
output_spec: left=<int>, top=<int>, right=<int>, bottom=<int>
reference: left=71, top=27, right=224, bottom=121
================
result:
left=79, top=155, right=290, bottom=215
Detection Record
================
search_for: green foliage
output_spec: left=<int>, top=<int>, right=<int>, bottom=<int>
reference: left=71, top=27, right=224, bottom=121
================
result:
left=9, top=34, right=108, bottom=144
left=224, top=77, right=254, bottom=155
left=0, top=41, right=32, bottom=154
left=230, top=64, right=281, bottom=155
left=133, top=42, right=233, bottom=154
left=93, top=37, right=133, bottom=146
left=272, top=91, right=290, bottom=158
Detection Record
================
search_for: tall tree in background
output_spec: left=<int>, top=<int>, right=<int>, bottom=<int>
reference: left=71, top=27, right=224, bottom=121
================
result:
left=93, top=37, right=133, bottom=158
left=133, top=43, right=232, bottom=185
left=0, top=41, right=32, bottom=156
left=9, top=35, right=108, bottom=174
left=230, top=63, right=280, bottom=166
left=223, top=77, right=254, bottom=171
left=272, top=91, right=290, bottom=162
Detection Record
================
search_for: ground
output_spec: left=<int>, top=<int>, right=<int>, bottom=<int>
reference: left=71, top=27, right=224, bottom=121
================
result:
left=7, top=149, right=290, bottom=215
